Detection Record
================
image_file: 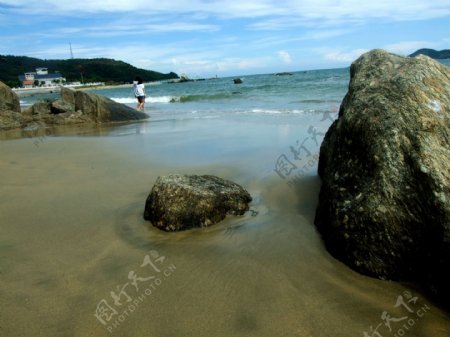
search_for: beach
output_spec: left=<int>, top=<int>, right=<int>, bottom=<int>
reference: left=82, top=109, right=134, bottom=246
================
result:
left=1, top=70, right=449, bottom=337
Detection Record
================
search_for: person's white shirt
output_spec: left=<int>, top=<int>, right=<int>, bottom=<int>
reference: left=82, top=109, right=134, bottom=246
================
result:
left=134, top=82, right=145, bottom=97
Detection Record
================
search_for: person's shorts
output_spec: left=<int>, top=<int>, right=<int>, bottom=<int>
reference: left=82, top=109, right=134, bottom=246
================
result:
left=137, top=96, right=145, bottom=103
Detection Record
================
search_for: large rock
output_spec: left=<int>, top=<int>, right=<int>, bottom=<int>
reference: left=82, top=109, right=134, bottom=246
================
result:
left=64, top=87, right=148, bottom=122
left=0, top=111, right=27, bottom=131
left=144, top=174, right=252, bottom=231
left=0, top=81, right=20, bottom=113
left=315, top=50, right=450, bottom=301
left=0, top=81, right=24, bottom=130
left=0, top=86, right=149, bottom=131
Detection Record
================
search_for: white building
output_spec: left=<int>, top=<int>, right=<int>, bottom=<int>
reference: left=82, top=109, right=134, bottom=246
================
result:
left=18, top=68, right=66, bottom=88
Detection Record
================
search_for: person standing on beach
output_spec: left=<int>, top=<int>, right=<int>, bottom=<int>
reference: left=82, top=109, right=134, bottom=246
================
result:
left=133, top=77, right=146, bottom=111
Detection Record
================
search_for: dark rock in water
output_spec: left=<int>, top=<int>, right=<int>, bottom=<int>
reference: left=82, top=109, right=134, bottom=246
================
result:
left=315, top=49, right=450, bottom=302
left=274, top=72, right=293, bottom=76
left=233, top=78, right=243, bottom=84
left=144, top=174, right=252, bottom=231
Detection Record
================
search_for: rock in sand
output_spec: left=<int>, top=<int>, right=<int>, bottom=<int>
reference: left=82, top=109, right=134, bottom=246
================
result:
left=144, top=174, right=252, bottom=231
left=315, top=49, right=450, bottom=302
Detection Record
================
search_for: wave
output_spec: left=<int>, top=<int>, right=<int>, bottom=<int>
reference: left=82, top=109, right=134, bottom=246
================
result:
left=171, top=92, right=238, bottom=103
left=112, top=96, right=173, bottom=104
left=19, top=100, right=32, bottom=106
left=248, top=108, right=306, bottom=115
left=111, top=93, right=236, bottom=104
left=293, top=99, right=341, bottom=104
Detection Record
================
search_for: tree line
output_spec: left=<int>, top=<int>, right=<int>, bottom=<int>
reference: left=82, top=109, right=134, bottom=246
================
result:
left=0, top=55, right=178, bottom=88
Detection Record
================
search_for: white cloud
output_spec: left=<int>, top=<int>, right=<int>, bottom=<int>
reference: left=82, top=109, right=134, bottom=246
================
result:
left=0, top=0, right=281, bottom=17
left=81, top=22, right=218, bottom=37
left=322, top=48, right=369, bottom=63
left=169, top=56, right=270, bottom=75
left=303, top=29, right=353, bottom=40
left=2, top=0, right=450, bottom=21
left=281, top=0, right=450, bottom=21
left=278, top=51, right=292, bottom=64
left=2, top=0, right=450, bottom=77
left=26, top=40, right=269, bottom=76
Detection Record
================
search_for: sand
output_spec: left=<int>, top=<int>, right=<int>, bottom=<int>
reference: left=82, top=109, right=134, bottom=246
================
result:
left=0, top=116, right=449, bottom=337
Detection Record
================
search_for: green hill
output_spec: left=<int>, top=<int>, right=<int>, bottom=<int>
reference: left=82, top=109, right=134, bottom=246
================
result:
left=409, top=48, right=450, bottom=59
left=0, top=55, right=178, bottom=88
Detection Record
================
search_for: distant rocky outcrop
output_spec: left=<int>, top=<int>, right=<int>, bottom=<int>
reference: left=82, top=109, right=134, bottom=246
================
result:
left=274, top=72, right=293, bottom=76
left=315, top=50, right=450, bottom=302
left=144, top=174, right=252, bottom=231
left=0, top=84, right=148, bottom=131
left=409, top=48, right=450, bottom=59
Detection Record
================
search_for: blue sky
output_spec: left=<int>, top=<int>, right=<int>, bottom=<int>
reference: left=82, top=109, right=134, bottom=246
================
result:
left=0, top=0, right=449, bottom=77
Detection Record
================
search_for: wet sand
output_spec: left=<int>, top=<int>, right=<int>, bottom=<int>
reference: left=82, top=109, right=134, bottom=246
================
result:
left=0, top=116, right=449, bottom=337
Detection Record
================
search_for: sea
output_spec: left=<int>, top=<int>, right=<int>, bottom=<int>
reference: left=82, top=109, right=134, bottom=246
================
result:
left=19, top=58, right=450, bottom=123
left=19, top=68, right=349, bottom=123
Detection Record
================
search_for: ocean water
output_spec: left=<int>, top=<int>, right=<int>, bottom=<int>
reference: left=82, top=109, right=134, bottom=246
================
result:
left=97, top=69, right=348, bottom=121
left=18, top=68, right=348, bottom=122
left=14, top=68, right=350, bottom=187
left=88, top=68, right=348, bottom=184
left=20, top=59, right=450, bottom=122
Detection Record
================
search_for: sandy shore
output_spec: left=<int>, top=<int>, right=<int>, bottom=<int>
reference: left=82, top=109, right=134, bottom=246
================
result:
left=0, top=116, right=449, bottom=337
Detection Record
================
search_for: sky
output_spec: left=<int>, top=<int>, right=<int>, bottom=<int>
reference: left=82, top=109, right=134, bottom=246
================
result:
left=0, top=0, right=449, bottom=77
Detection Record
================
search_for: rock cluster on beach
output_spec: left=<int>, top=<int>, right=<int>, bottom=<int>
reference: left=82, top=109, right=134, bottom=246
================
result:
left=0, top=84, right=148, bottom=131
left=0, top=81, right=23, bottom=130
left=315, top=49, right=450, bottom=301
left=144, top=174, right=252, bottom=231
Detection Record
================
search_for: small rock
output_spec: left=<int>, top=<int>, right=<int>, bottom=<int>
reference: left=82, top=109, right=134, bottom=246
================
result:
left=144, top=174, right=252, bottom=231
left=51, top=99, right=75, bottom=114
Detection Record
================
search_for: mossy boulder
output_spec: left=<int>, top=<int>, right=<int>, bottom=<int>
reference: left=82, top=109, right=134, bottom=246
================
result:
left=315, top=49, right=450, bottom=302
left=144, top=174, right=252, bottom=231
